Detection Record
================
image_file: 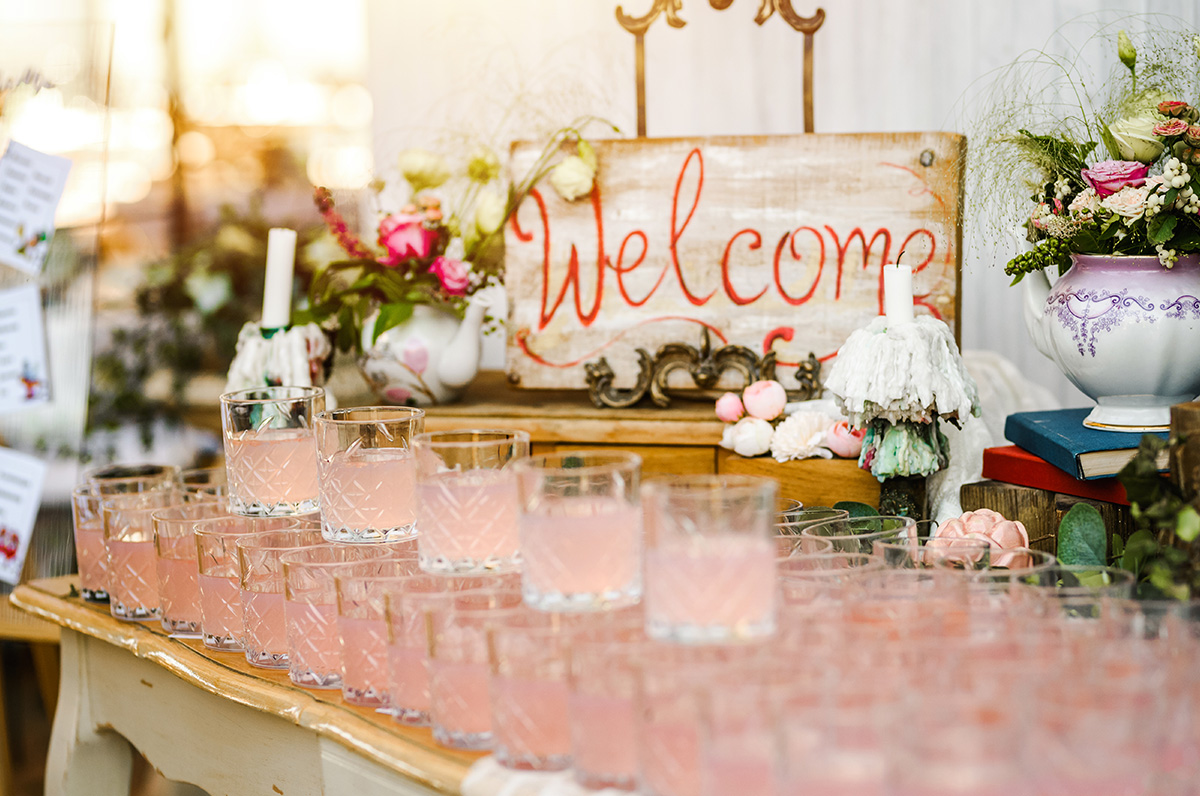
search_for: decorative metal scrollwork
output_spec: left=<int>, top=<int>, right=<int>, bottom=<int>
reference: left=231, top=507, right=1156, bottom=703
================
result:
left=616, top=0, right=687, bottom=34
left=584, top=329, right=821, bottom=409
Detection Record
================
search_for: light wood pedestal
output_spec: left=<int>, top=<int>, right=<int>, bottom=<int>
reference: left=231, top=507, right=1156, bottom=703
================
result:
left=11, top=576, right=477, bottom=796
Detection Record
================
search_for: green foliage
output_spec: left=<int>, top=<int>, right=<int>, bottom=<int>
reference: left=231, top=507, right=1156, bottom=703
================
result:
left=1005, top=237, right=1072, bottom=282
left=1011, top=130, right=1097, bottom=189
left=833, top=501, right=879, bottom=518
left=1114, top=434, right=1200, bottom=599
left=87, top=206, right=322, bottom=450
left=1057, top=503, right=1107, bottom=566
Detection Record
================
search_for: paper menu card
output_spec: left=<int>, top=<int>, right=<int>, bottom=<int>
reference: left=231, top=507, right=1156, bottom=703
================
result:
left=0, top=140, right=71, bottom=274
left=0, top=446, right=46, bottom=585
left=0, top=283, right=49, bottom=411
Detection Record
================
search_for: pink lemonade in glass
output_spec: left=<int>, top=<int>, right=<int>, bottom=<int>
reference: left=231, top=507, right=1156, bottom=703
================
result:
left=388, top=642, right=430, bottom=723
left=198, top=573, right=243, bottom=650
left=642, top=721, right=701, bottom=796
left=107, top=539, right=160, bottom=620
left=418, top=469, right=519, bottom=571
left=224, top=427, right=320, bottom=515
left=76, top=524, right=108, bottom=599
left=156, top=556, right=200, bottom=631
left=338, top=614, right=389, bottom=705
left=319, top=447, right=416, bottom=541
left=491, top=676, right=572, bottom=768
left=286, top=600, right=341, bottom=688
left=242, top=589, right=287, bottom=666
left=704, top=756, right=775, bottom=796
left=429, top=660, right=493, bottom=749
left=520, top=497, right=642, bottom=610
left=644, top=535, right=776, bottom=642
left=570, top=692, right=637, bottom=789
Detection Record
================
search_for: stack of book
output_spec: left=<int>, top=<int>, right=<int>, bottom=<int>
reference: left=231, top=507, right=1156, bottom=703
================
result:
left=982, top=408, right=1168, bottom=506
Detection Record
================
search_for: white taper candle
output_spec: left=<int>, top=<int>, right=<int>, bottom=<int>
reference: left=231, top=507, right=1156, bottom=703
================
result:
left=261, top=227, right=297, bottom=329
left=883, top=262, right=914, bottom=325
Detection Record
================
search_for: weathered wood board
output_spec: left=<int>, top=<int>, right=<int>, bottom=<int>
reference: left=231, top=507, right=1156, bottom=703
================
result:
left=504, top=132, right=964, bottom=390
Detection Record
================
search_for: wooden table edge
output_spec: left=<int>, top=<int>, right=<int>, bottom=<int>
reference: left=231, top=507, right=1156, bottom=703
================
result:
left=11, top=576, right=474, bottom=795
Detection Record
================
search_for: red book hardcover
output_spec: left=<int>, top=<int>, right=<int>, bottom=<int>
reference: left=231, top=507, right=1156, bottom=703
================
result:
left=981, top=445, right=1129, bottom=506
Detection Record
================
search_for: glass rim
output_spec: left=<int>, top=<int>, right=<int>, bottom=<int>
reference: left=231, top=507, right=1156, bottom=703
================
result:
left=1017, top=563, right=1137, bottom=587
left=643, top=473, right=779, bottom=498
left=412, top=429, right=531, bottom=447
left=777, top=551, right=885, bottom=574
left=219, top=385, right=324, bottom=405
left=949, top=546, right=1058, bottom=575
left=315, top=405, right=425, bottom=424
left=192, top=516, right=300, bottom=537
left=278, top=543, right=394, bottom=568
left=83, top=462, right=181, bottom=483
left=510, top=449, right=641, bottom=475
left=150, top=501, right=229, bottom=523
left=873, top=536, right=992, bottom=550
left=233, top=528, right=326, bottom=552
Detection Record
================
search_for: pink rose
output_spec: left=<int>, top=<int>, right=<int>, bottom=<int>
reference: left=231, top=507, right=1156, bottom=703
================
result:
left=935, top=508, right=1030, bottom=568
left=1080, top=160, right=1150, bottom=198
left=824, top=420, right=865, bottom=458
left=742, top=380, right=787, bottom=421
left=428, top=256, right=470, bottom=295
left=1154, top=119, right=1189, bottom=137
left=1158, top=100, right=1192, bottom=118
left=378, top=213, right=437, bottom=264
left=715, top=392, right=745, bottom=423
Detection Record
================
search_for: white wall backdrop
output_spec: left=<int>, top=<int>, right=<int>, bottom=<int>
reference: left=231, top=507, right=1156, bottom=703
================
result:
left=366, top=0, right=1200, bottom=405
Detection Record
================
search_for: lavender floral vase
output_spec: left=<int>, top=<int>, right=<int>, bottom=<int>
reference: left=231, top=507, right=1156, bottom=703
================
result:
left=1023, top=254, right=1200, bottom=431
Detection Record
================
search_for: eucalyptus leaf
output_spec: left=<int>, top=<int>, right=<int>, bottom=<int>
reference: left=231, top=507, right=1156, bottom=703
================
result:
left=1057, top=503, right=1106, bottom=566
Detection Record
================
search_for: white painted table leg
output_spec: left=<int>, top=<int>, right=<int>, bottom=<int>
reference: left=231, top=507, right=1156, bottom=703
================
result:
left=44, top=629, right=134, bottom=796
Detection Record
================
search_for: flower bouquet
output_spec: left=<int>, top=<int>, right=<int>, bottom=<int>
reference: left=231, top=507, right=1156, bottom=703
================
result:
left=998, top=29, right=1200, bottom=280
left=296, top=118, right=613, bottom=354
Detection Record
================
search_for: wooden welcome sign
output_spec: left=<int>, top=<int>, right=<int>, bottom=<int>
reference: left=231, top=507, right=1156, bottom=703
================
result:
left=504, top=132, right=965, bottom=397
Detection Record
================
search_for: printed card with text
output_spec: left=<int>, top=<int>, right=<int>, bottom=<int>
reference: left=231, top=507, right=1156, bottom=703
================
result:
left=0, top=140, right=72, bottom=274
left=0, top=447, right=47, bottom=585
left=0, top=283, right=49, bottom=411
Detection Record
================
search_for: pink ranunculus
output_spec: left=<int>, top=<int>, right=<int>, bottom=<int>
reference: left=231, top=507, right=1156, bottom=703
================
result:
left=378, top=213, right=437, bottom=264
left=1080, top=160, right=1150, bottom=198
left=428, top=256, right=470, bottom=295
left=1154, top=119, right=1190, bottom=137
left=742, top=380, right=787, bottom=421
left=715, top=392, right=745, bottom=423
left=935, top=508, right=1030, bottom=568
left=824, top=420, right=865, bottom=458
left=1159, top=100, right=1192, bottom=118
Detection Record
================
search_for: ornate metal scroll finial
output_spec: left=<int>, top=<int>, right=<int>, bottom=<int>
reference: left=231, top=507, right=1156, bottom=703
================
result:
left=616, top=0, right=687, bottom=34
left=585, top=349, right=654, bottom=408
left=792, top=352, right=822, bottom=401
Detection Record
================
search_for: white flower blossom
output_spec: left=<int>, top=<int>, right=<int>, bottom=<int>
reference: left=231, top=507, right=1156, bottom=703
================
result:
left=720, top=417, right=774, bottom=458
left=548, top=155, right=595, bottom=202
left=769, top=412, right=834, bottom=463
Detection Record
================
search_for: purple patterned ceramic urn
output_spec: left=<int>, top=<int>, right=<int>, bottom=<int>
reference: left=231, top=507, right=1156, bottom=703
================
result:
left=1023, top=254, right=1200, bottom=431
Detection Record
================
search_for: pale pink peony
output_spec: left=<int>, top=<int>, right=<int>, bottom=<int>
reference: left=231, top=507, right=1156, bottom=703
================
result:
left=1100, top=185, right=1150, bottom=219
left=428, top=257, right=470, bottom=295
left=715, top=392, right=745, bottom=423
left=742, top=380, right=787, bottom=421
left=378, top=213, right=437, bottom=264
left=935, top=508, right=1030, bottom=568
left=1080, top=160, right=1149, bottom=198
left=824, top=420, right=865, bottom=458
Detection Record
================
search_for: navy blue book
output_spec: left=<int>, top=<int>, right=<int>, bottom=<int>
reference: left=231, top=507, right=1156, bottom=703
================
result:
left=1003, top=408, right=1168, bottom=480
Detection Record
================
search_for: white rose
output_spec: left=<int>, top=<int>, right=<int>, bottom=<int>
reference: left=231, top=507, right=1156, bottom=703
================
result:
left=719, top=417, right=774, bottom=457
left=548, top=155, right=595, bottom=202
left=474, top=187, right=507, bottom=236
left=397, top=148, right=451, bottom=194
left=1107, top=115, right=1165, bottom=163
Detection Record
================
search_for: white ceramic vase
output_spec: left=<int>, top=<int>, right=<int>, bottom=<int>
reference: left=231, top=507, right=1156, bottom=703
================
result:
left=357, top=287, right=502, bottom=406
left=1022, top=253, right=1200, bottom=431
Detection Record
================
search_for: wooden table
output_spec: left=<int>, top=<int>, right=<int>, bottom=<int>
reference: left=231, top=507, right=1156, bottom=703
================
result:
left=10, top=576, right=478, bottom=796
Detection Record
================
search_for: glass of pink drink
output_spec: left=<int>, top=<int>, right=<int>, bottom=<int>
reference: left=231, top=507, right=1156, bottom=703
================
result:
left=152, top=499, right=230, bottom=633
left=315, top=406, right=424, bottom=543
left=334, top=557, right=421, bottom=707
left=195, top=516, right=298, bottom=651
left=102, top=491, right=182, bottom=621
left=568, top=615, right=646, bottom=791
left=427, top=588, right=524, bottom=750
left=220, top=386, right=324, bottom=517
left=488, top=610, right=591, bottom=772
left=413, top=430, right=529, bottom=573
left=642, top=475, right=779, bottom=643
left=513, top=451, right=643, bottom=611
left=72, top=486, right=109, bottom=602
left=383, top=573, right=516, bottom=726
left=280, top=544, right=394, bottom=689
left=236, top=528, right=326, bottom=668
left=86, top=463, right=181, bottom=496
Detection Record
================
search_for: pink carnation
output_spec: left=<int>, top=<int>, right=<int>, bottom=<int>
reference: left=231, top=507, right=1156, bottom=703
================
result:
left=1080, top=160, right=1149, bottom=198
left=428, top=256, right=470, bottom=295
